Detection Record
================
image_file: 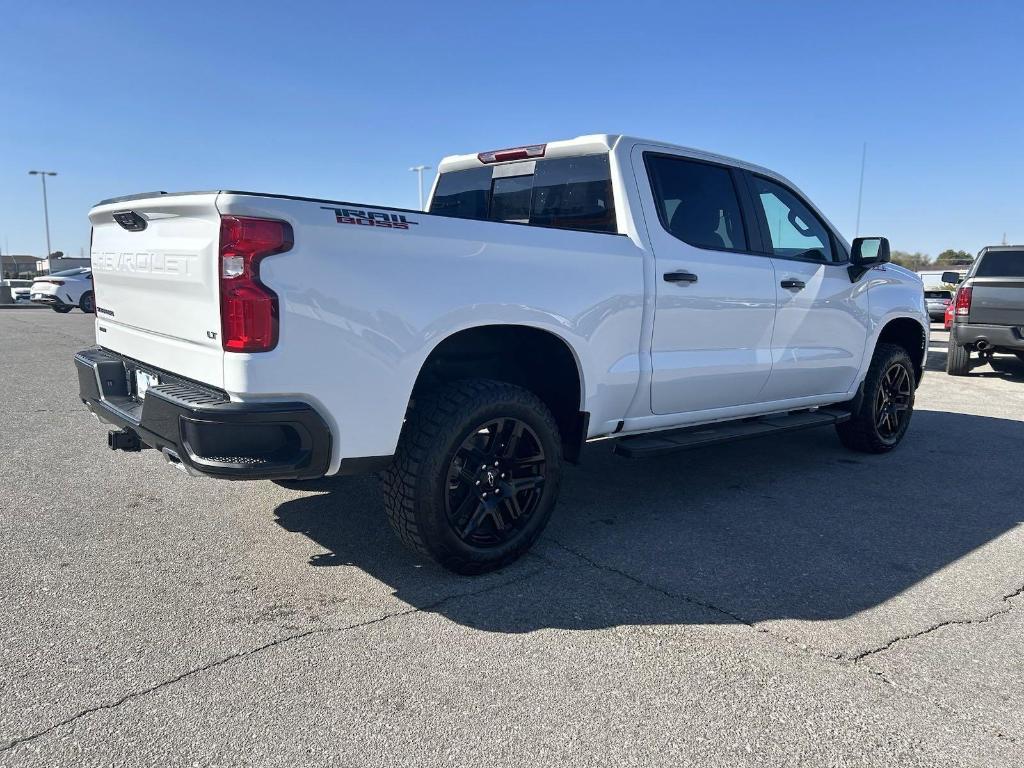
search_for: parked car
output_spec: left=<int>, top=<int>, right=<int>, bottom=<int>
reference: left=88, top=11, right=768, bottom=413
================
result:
left=31, top=267, right=95, bottom=313
left=944, top=246, right=1024, bottom=375
left=944, top=294, right=955, bottom=329
left=76, top=133, right=929, bottom=573
left=2, top=279, right=33, bottom=303
left=924, top=288, right=952, bottom=321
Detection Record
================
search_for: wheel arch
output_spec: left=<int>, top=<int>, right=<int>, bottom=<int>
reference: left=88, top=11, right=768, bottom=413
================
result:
left=408, top=324, right=589, bottom=462
left=875, top=316, right=927, bottom=384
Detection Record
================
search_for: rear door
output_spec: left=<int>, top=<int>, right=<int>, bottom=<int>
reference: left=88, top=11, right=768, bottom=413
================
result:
left=89, top=193, right=225, bottom=387
left=967, top=250, right=1024, bottom=326
left=744, top=172, right=868, bottom=401
left=635, top=148, right=778, bottom=414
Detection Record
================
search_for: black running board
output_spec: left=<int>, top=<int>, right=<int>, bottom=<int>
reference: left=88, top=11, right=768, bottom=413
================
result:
left=612, top=408, right=851, bottom=459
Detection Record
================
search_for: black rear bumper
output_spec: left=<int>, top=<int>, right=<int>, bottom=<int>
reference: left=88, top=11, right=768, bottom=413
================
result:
left=952, top=323, right=1024, bottom=352
left=75, top=347, right=331, bottom=480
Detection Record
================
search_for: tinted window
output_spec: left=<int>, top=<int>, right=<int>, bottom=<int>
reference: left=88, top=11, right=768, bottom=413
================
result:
left=50, top=267, right=91, bottom=277
left=645, top=155, right=747, bottom=251
left=529, top=155, right=615, bottom=232
left=976, top=250, right=1024, bottom=277
left=490, top=174, right=533, bottom=223
left=429, top=166, right=491, bottom=220
left=924, top=290, right=952, bottom=299
left=751, top=176, right=834, bottom=262
left=429, top=154, right=616, bottom=234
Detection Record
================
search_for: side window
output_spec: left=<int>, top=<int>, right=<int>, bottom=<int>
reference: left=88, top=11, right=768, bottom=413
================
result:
left=645, top=154, right=748, bottom=252
left=750, top=176, right=835, bottom=262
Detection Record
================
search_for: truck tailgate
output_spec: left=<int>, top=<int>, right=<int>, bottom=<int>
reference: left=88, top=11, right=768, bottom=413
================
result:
left=968, top=278, right=1024, bottom=326
left=88, top=193, right=224, bottom=388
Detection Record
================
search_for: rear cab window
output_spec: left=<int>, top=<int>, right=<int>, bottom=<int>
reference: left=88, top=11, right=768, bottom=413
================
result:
left=975, top=250, right=1024, bottom=277
left=430, top=154, right=617, bottom=234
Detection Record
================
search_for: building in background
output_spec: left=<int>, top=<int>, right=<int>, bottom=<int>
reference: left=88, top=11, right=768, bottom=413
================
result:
left=39, top=256, right=90, bottom=274
left=918, top=268, right=967, bottom=289
left=0, top=254, right=45, bottom=279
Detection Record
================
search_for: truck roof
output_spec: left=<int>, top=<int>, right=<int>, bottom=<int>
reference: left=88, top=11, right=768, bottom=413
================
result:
left=437, top=133, right=783, bottom=180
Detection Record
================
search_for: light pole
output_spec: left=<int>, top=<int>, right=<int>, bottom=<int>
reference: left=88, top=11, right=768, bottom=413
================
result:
left=409, top=165, right=431, bottom=211
left=28, top=170, right=57, bottom=258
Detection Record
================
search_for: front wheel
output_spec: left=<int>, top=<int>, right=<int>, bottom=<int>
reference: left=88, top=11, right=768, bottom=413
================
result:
left=52, top=305, right=73, bottom=314
left=382, top=379, right=563, bottom=575
left=79, top=291, right=95, bottom=314
left=836, top=343, right=915, bottom=453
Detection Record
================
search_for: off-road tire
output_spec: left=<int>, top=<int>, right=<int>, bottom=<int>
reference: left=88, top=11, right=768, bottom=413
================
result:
left=946, top=333, right=971, bottom=376
left=836, top=343, right=915, bottom=453
left=382, top=379, right=563, bottom=575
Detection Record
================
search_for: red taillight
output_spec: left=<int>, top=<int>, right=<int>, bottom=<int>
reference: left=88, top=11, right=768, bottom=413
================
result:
left=954, top=285, right=972, bottom=317
left=219, top=216, right=293, bottom=352
left=477, top=143, right=546, bottom=164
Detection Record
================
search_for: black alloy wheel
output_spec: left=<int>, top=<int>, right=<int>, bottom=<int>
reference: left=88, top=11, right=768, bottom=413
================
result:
left=445, top=417, right=546, bottom=547
left=874, top=361, right=912, bottom=443
left=836, top=343, right=915, bottom=453
left=383, top=378, right=564, bottom=574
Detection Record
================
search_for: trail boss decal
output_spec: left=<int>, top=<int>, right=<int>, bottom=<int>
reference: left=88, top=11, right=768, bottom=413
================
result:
left=321, top=206, right=419, bottom=230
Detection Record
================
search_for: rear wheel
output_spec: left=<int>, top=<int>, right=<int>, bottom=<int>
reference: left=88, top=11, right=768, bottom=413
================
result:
left=837, top=343, right=915, bottom=453
left=382, top=379, right=563, bottom=575
left=52, top=305, right=72, bottom=314
left=945, top=334, right=971, bottom=376
left=79, top=291, right=95, bottom=314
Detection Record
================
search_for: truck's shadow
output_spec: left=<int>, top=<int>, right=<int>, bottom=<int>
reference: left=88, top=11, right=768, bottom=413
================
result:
left=274, top=410, right=1023, bottom=632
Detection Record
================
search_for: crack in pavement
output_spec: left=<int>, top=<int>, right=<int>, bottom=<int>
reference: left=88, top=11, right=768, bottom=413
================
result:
left=850, top=583, right=1024, bottom=662
left=544, top=536, right=1024, bottom=751
left=544, top=536, right=829, bottom=659
left=0, top=566, right=546, bottom=755
left=545, top=536, right=759, bottom=628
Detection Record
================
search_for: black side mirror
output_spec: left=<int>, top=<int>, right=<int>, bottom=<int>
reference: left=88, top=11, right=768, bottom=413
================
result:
left=941, top=270, right=963, bottom=284
left=851, top=236, right=891, bottom=267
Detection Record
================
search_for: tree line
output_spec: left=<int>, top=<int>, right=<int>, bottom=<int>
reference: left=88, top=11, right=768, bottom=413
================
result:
left=888, top=249, right=974, bottom=271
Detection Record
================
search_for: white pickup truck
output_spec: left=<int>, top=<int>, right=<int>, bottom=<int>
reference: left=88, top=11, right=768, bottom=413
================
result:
left=77, top=134, right=928, bottom=573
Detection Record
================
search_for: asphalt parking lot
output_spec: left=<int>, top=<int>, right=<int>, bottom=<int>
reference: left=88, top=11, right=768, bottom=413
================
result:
left=1, top=310, right=1022, bottom=767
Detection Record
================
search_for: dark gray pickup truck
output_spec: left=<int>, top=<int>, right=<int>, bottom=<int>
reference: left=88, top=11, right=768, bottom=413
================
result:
left=945, top=246, right=1024, bottom=375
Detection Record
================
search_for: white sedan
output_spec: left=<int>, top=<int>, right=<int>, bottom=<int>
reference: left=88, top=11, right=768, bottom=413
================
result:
left=30, top=267, right=95, bottom=313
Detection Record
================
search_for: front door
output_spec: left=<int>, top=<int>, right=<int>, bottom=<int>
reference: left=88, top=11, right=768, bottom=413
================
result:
left=637, top=149, right=778, bottom=415
left=745, top=173, right=868, bottom=401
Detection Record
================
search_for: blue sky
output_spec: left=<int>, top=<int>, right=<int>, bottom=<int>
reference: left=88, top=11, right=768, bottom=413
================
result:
left=2, top=0, right=1021, bottom=259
